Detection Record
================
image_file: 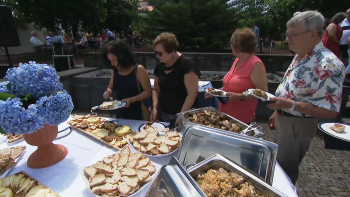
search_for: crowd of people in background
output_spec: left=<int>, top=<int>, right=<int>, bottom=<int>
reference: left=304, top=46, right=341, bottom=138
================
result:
left=29, top=25, right=143, bottom=56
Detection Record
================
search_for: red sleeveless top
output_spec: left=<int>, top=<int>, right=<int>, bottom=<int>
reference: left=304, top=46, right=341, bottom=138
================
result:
left=219, top=55, right=265, bottom=124
left=322, top=23, right=343, bottom=57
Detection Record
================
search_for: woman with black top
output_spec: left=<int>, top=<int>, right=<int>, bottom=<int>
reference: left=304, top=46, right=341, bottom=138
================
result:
left=151, top=32, right=201, bottom=126
left=102, top=41, right=151, bottom=120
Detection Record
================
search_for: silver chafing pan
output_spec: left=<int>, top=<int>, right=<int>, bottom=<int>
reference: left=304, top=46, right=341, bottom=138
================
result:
left=176, top=124, right=278, bottom=185
left=187, top=154, right=287, bottom=197
left=146, top=155, right=287, bottom=197
left=177, top=107, right=264, bottom=138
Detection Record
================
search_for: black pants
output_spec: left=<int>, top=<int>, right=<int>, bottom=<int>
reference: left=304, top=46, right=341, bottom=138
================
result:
left=340, top=44, right=349, bottom=58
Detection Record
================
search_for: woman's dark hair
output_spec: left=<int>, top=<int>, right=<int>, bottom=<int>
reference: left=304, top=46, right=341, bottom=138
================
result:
left=101, top=40, right=136, bottom=68
left=230, top=27, right=257, bottom=54
left=330, top=12, right=347, bottom=25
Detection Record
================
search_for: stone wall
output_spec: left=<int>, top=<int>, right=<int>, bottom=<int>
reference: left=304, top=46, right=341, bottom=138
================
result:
left=84, top=52, right=295, bottom=72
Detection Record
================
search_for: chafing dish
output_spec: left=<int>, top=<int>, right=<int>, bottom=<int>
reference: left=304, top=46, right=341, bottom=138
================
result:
left=146, top=154, right=287, bottom=197
left=177, top=125, right=278, bottom=185
left=177, top=107, right=264, bottom=138
left=187, top=154, right=287, bottom=197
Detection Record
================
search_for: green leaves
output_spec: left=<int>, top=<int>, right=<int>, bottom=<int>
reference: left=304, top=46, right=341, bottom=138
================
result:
left=0, top=93, right=16, bottom=101
left=6, top=83, right=11, bottom=91
left=0, top=127, right=5, bottom=135
left=20, top=93, right=36, bottom=109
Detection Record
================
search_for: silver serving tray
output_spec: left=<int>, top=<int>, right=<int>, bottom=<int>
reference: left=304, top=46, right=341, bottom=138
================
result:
left=177, top=107, right=264, bottom=138
left=176, top=124, right=278, bottom=185
left=145, top=157, right=205, bottom=197
left=187, top=154, right=287, bottom=197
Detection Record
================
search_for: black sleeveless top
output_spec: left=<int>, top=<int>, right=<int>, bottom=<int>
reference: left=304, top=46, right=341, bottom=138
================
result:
left=113, top=66, right=143, bottom=120
left=154, top=55, right=201, bottom=115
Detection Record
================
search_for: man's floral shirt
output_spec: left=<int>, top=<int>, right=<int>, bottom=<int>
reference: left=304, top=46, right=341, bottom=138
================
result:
left=276, top=42, right=345, bottom=117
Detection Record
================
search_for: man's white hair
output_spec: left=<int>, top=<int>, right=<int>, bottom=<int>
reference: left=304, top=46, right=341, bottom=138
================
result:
left=293, top=12, right=301, bottom=17
left=31, top=31, right=36, bottom=35
left=287, top=11, right=325, bottom=38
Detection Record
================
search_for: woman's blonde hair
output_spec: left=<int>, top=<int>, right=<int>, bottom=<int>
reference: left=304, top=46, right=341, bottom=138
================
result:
left=230, top=28, right=257, bottom=54
left=153, top=32, right=180, bottom=53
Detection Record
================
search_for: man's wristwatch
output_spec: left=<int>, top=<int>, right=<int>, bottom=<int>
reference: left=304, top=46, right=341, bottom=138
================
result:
left=289, top=101, right=297, bottom=111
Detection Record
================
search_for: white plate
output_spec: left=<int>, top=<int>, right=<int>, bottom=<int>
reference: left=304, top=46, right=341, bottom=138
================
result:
left=138, top=122, right=166, bottom=132
left=204, top=88, right=230, bottom=98
left=98, top=101, right=127, bottom=111
left=318, top=122, right=350, bottom=142
left=80, top=145, right=161, bottom=197
left=0, top=149, right=26, bottom=179
left=246, top=88, right=276, bottom=103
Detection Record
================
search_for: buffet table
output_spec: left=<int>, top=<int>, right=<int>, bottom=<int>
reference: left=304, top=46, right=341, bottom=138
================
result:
left=0, top=119, right=297, bottom=197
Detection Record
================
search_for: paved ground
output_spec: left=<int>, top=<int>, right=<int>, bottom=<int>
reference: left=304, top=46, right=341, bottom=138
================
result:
left=258, top=121, right=350, bottom=197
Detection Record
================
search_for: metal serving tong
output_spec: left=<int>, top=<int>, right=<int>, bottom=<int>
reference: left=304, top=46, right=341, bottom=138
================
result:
left=241, top=122, right=263, bottom=137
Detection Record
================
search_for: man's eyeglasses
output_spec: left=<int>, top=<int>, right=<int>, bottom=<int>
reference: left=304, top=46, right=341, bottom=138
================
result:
left=346, top=12, right=350, bottom=15
left=285, top=29, right=314, bottom=40
left=153, top=51, right=163, bottom=57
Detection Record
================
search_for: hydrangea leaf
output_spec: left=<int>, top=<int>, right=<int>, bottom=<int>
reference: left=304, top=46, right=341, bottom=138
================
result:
left=0, top=93, right=16, bottom=101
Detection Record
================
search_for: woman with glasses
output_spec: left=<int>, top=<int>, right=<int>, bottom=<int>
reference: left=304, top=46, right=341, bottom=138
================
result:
left=322, top=12, right=347, bottom=57
left=205, top=28, right=268, bottom=124
left=151, top=32, right=201, bottom=127
left=102, top=41, right=152, bottom=120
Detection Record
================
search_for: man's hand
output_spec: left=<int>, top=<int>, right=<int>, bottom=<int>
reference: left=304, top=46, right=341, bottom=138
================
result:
left=268, top=111, right=277, bottom=130
left=267, top=97, right=293, bottom=111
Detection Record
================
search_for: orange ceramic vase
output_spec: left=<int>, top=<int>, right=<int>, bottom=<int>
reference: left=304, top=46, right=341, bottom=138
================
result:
left=23, top=124, right=68, bottom=169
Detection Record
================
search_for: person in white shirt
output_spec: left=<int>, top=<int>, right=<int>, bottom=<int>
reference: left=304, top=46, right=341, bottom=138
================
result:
left=339, top=8, right=350, bottom=64
left=29, top=31, right=45, bottom=52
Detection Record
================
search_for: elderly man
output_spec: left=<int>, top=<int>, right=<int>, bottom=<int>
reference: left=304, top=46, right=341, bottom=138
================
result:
left=339, top=8, right=350, bottom=64
left=268, top=11, right=345, bottom=184
left=29, top=31, right=45, bottom=51
left=46, top=31, right=54, bottom=46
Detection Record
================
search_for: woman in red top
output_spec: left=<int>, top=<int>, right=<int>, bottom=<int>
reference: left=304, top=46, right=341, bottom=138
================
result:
left=206, top=28, right=268, bottom=124
left=322, top=12, right=346, bottom=57
left=101, top=30, right=108, bottom=41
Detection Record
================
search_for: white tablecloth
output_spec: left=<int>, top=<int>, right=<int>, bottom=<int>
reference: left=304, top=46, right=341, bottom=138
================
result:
left=0, top=119, right=297, bottom=197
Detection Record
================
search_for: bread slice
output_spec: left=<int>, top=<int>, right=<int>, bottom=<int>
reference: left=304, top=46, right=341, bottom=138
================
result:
left=330, top=123, right=346, bottom=133
left=121, top=176, right=139, bottom=187
left=117, top=181, right=131, bottom=195
left=128, top=184, right=140, bottom=195
left=101, top=190, right=119, bottom=197
left=95, top=164, right=113, bottom=174
left=133, top=141, right=141, bottom=150
left=93, top=161, right=104, bottom=168
left=159, top=143, right=170, bottom=154
left=154, top=136, right=166, bottom=145
left=100, top=183, right=118, bottom=193
left=84, top=166, right=97, bottom=178
left=121, top=166, right=137, bottom=176
left=136, top=157, right=150, bottom=169
left=140, top=144, right=147, bottom=153
left=127, top=158, right=139, bottom=169
left=10, top=148, right=23, bottom=160
left=112, top=154, right=120, bottom=162
left=166, top=131, right=179, bottom=138
left=133, top=131, right=147, bottom=140
left=135, top=169, right=150, bottom=182
left=140, top=132, right=157, bottom=144
left=91, top=185, right=105, bottom=195
left=102, top=155, right=115, bottom=165
left=129, top=153, right=143, bottom=161
left=111, top=169, right=122, bottom=182
left=141, top=164, right=156, bottom=175
left=169, top=137, right=181, bottom=142
left=117, top=154, right=129, bottom=167
left=146, top=143, right=157, bottom=151
left=89, top=173, right=106, bottom=188
left=142, top=175, right=152, bottom=183
left=150, top=148, right=160, bottom=155
left=162, top=138, right=178, bottom=147
left=120, top=146, right=130, bottom=156
left=105, top=178, right=118, bottom=184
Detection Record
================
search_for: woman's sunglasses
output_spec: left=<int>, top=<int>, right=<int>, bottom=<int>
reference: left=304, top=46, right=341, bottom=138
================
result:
left=153, top=51, right=163, bottom=57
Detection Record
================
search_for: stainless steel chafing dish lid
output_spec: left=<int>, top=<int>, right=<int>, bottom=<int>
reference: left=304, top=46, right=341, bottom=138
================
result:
left=177, top=124, right=278, bottom=185
left=146, top=157, right=206, bottom=197
left=187, top=154, right=288, bottom=197
left=177, top=107, right=264, bottom=138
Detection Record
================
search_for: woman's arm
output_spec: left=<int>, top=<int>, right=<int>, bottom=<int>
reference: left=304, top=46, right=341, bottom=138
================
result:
left=181, top=72, right=199, bottom=112
left=107, top=70, right=114, bottom=91
left=132, top=65, right=152, bottom=102
left=152, top=77, right=160, bottom=109
left=327, top=24, right=340, bottom=43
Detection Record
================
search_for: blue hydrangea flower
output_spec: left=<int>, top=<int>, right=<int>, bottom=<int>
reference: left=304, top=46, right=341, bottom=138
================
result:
left=5, top=61, right=63, bottom=99
left=0, top=98, right=45, bottom=135
left=0, top=81, right=10, bottom=93
left=35, top=90, right=74, bottom=125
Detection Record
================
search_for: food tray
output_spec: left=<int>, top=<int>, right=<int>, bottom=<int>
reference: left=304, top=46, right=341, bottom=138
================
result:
left=177, top=107, right=264, bottom=138
left=80, top=145, right=162, bottom=197
left=246, top=88, right=276, bottom=103
left=0, top=149, right=26, bottom=178
left=187, top=154, right=287, bottom=197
